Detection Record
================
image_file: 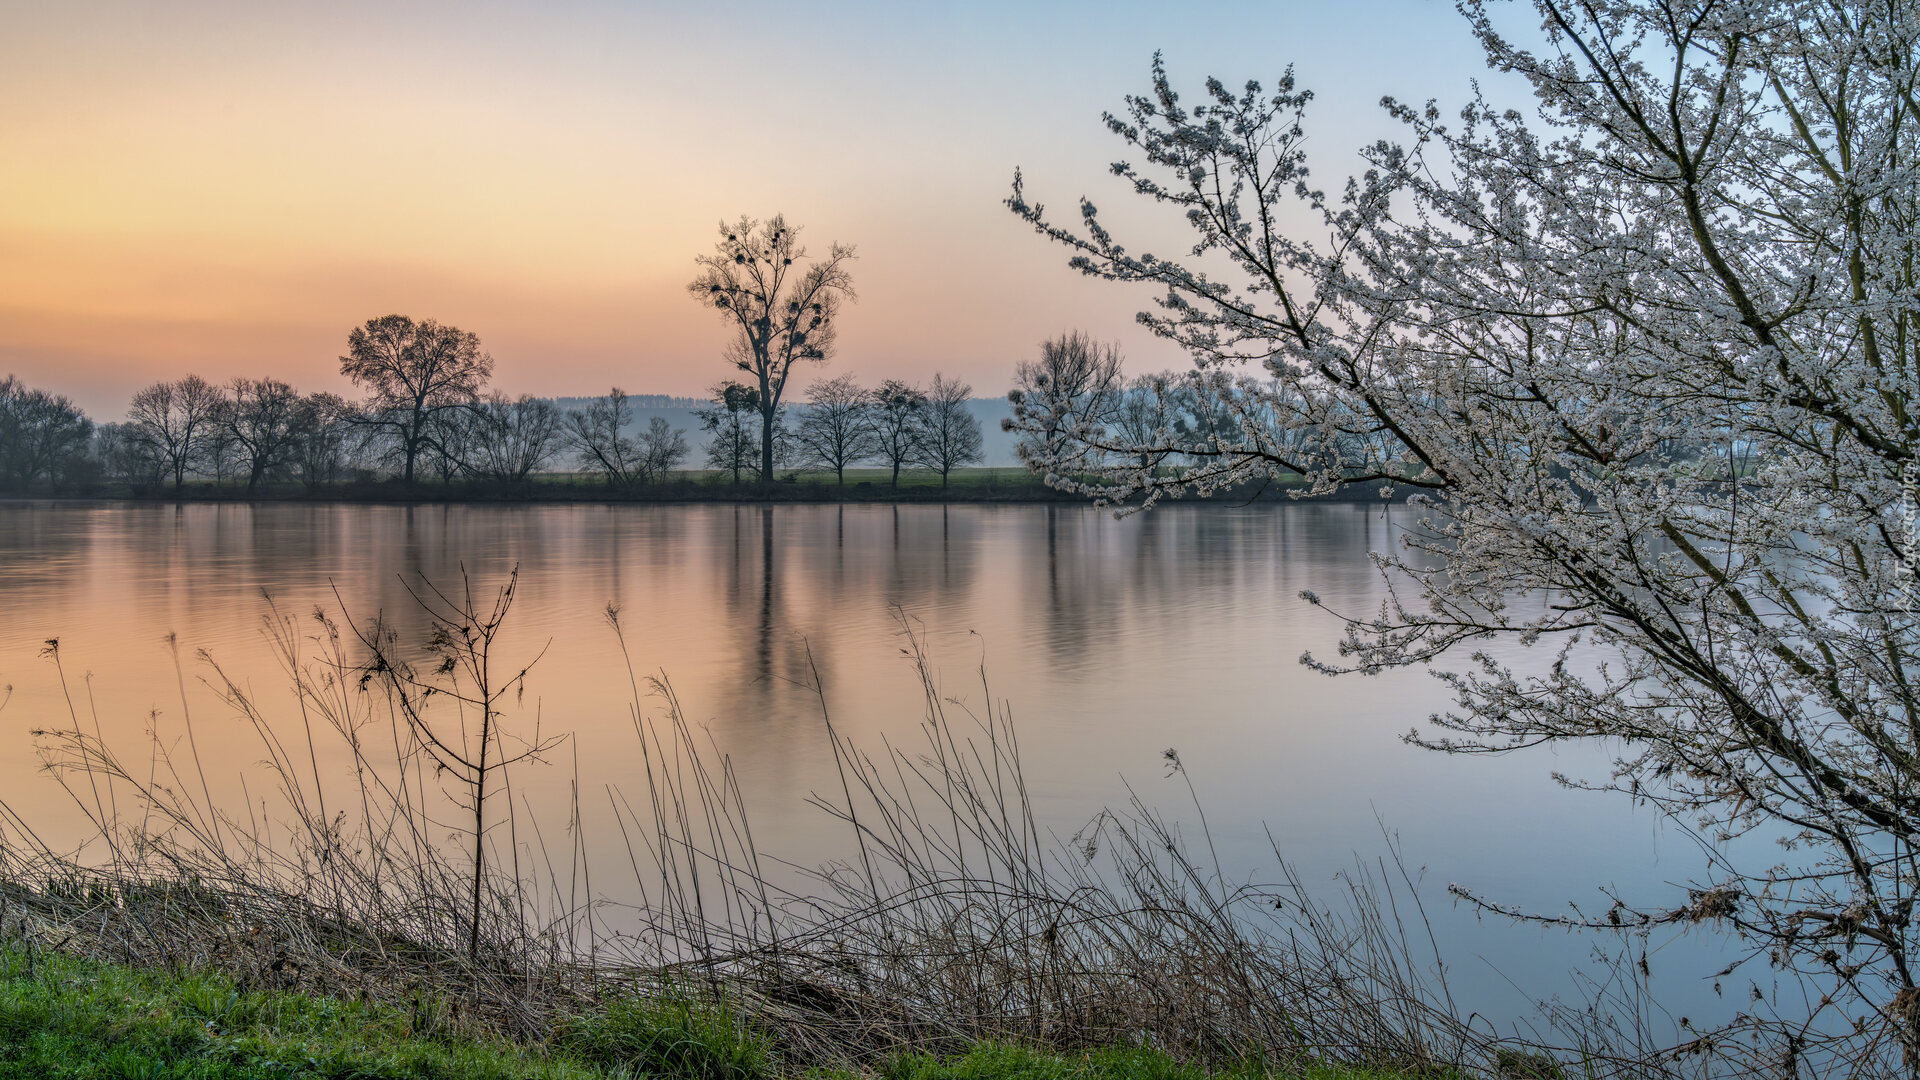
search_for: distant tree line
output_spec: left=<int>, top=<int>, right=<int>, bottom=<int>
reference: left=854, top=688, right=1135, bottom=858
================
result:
left=0, top=314, right=667, bottom=495
left=694, top=370, right=983, bottom=489
left=0, top=316, right=986, bottom=496
left=0, top=212, right=1000, bottom=497
left=1008, top=330, right=1739, bottom=496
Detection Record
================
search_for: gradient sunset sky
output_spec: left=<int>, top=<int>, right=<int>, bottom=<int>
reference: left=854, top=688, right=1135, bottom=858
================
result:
left=2, top=1, right=1506, bottom=416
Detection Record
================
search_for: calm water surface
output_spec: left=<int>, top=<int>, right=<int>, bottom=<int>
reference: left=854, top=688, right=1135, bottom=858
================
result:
left=0, top=500, right=1736, bottom=1028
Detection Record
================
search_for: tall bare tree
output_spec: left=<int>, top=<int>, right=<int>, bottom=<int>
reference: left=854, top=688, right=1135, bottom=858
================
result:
left=126, top=374, right=222, bottom=489
left=0, top=375, right=92, bottom=493
left=688, top=215, right=855, bottom=484
left=340, top=315, right=493, bottom=484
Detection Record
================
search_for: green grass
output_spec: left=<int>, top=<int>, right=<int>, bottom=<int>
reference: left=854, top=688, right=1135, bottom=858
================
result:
left=0, top=944, right=628, bottom=1079
left=0, top=945, right=1421, bottom=1080
left=555, top=989, right=770, bottom=1080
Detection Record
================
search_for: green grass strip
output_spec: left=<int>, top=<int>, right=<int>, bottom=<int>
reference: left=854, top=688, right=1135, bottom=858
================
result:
left=0, top=945, right=1423, bottom=1080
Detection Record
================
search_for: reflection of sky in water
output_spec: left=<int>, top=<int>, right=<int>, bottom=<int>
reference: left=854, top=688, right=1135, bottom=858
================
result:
left=0, top=500, right=1755, bottom=1036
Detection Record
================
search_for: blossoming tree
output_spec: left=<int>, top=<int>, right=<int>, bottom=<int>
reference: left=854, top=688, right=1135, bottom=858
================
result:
left=1007, top=1, right=1919, bottom=1067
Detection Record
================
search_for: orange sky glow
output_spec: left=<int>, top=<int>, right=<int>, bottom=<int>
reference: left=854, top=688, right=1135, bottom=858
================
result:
left=0, top=1, right=1494, bottom=416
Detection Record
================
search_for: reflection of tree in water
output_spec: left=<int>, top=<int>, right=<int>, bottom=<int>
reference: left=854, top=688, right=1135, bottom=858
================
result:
left=1032, top=503, right=1412, bottom=672
left=102, top=504, right=456, bottom=666
left=880, top=505, right=978, bottom=615
left=563, top=504, right=680, bottom=619
left=696, top=505, right=985, bottom=738
left=706, top=505, right=825, bottom=734
left=314, top=505, right=535, bottom=670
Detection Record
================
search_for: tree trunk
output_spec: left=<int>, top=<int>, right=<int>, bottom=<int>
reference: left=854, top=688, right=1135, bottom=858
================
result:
left=404, top=411, right=426, bottom=485
left=469, top=709, right=490, bottom=961
left=759, top=406, right=775, bottom=485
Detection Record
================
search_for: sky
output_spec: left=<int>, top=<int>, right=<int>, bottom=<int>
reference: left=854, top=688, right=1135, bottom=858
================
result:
left=0, top=0, right=1513, bottom=417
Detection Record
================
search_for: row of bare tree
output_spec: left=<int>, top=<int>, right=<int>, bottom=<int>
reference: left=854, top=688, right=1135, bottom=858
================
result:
left=698, top=372, right=983, bottom=488
left=98, top=334, right=687, bottom=494
left=2, top=212, right=994, bottom=495
left=0, top=320, right=989, bottom=495
left=0, top=315, right=657, bottom=494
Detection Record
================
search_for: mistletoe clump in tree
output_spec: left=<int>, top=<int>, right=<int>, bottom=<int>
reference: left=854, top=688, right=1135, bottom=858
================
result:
left=700, top=380, right=767, bottom=485
left=1008, top=1, right=1918, bottom=1069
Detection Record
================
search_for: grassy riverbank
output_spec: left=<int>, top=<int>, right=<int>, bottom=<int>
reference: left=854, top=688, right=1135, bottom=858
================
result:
left=0, top=944, right=1411, bottom=1080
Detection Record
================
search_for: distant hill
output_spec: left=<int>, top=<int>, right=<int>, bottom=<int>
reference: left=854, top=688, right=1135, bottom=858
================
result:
left=547, top=395, right=706, bottom=411
left=539, top=395, right=1021, bottom=468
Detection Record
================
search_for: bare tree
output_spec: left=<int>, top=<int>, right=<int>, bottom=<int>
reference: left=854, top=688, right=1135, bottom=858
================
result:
left=793, top=373, right=878, bottom=484
left=426, top=402, right=484, bottom=483
left=698, top=381, right=764, bottom=486
left=868, top=379, right=927, bottom=489
left=126, top=374, right=222, bottom=489
left=565, top=388, right=642, bottom=487
left=95, top=421, right=164, bottom=489
left=1010, top=332, right=1123, bottom=474
left=470, top=393, right=562, bottom=484
left=290, top=392, right=355, bottom=491
left=0, top=375, right=93, bottom=493
left=345, top=567, right=561, bottom=960
left=637, top=416, right=689, bottom=482
left=687, top=215, right=855, bottom=484
left=340, top=315, right=493, bottom=484
left=911, top=374, right=984, bottom=490
left=219, top=378, right=302, bottom=494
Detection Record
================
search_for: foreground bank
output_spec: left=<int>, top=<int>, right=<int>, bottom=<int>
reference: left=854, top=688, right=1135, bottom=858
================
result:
left=0, top=944, right=1415, bottom=1080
